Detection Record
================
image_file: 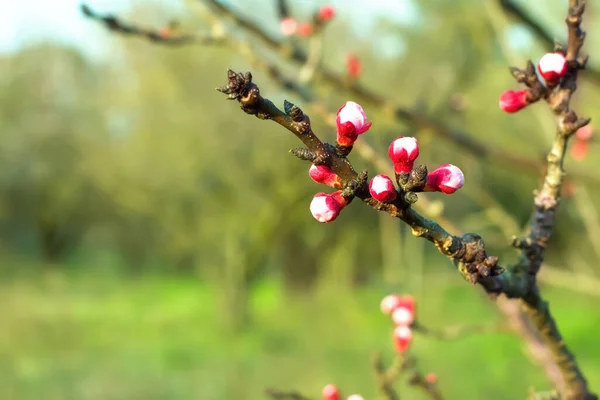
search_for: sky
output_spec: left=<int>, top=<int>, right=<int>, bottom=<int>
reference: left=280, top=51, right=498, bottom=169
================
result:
left=0, top=0, right=534, bottom=61
left=0, top=0, right=419, bottom=59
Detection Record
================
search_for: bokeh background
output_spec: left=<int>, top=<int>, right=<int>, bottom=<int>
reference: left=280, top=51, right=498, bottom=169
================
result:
left=1, top=0, right=599, bottom=399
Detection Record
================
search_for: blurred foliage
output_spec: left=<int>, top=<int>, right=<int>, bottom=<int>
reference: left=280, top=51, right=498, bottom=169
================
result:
left=0, top=0, right=599, bottom=398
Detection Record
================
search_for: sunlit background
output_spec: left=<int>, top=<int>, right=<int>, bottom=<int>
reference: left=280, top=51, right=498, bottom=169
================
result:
left=1, top=0, right=599, bottom=399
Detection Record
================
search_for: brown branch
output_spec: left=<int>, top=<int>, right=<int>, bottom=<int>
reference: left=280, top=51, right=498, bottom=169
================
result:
left=408, top=372, right=444, bottom=400
left=217, top=69, right=529, bottom=299
left=412, top=320, right=511, bottom=340
left=373, top=353, right=403, bottom=400
left=275, top=0, right=290, bottom=20
left=265, top=388, right=313, bottom=400
left=506, top=2, right=595, bottom=399
left=497, top=0, right=600, bottom=85
left=373, top=353, right=444, bottom=400
left=251, top=57, right=591, bottom=392
left=217, top=56, right=595, bottom=397
left=80, top=3, right=226, bottom=46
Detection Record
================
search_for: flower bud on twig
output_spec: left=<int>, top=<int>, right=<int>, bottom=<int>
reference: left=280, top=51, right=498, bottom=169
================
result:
left=309, top=164, right=342, bottom=188
left=297, top=22, right=313, bottom=37
left=346, top=53, right=362, bottom=79
left=280, top=17, right=297, bottom=36
left=346, top=395, right=365, bottom=400
left=394, top=325, right=413, bottom=353
left=322, top=384, right=340, bottom=400
left=538, top=52, right=568, bottom=83
left=424, top=164, right=465, bottom=194
left=369, top=174, right=397, bottom=203
left=388, top=137, right=419, bottom=174
left=336, top=101, right=372, bottom=146
left=392, top=306, right=414, bottom=326
left=318, top=5, right=336, bottom=22
left=310, top=192, right=347, bottom=223
left=499, top=90, right=529, bottom=113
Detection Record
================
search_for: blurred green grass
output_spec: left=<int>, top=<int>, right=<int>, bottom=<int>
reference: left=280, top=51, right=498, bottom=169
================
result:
left=0, top=264, right=597, bottom=400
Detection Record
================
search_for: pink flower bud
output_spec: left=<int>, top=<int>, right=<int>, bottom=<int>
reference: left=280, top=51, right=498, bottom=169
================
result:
left=297, top=22, right=313, bottom=37
left=499, top=90, right=529, bottom=113
left=576, top=124, right=593, bottom=141
left=571, top=140, right=589, bottom=161
left=318, top=5, right=336, bottom=21
left=346, top=53, right=362, bottom=79
left=336, top=101, right=372, bottom=146
left=393, top=325, right=412, bottom=353
left=158, top=26, right=171, bottom=39
left=309, top=164, right=342, bottom=188
left=280, top=17, right=297, bottom=36
left=425, top=373, right=438, bottom=384
left=310, top=192, right=347, bottom=223
left=380, top=294, right=415, bottom=315
left=424, top=164, right=464, bottom=194
left=391, top=306, right=414, bottom=326
left=369, top=174, right=397, bottom=203
left=538, top=52, right=568, bottom=83
left=380, top=294, right=402, bottom=314
left=322, top=384, right=340, bottom=400
left=346, top=395, right=365, bottom=400
left=398, top=295, right=415, bottom=314
left=388, top=137, right=419, bottom=173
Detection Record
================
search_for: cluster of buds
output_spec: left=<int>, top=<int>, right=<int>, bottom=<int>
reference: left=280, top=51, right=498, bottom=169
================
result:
left=309, top=101, right=465, bottom=222
left=280, top=5, right=335, bottom=37
left=499, top=52, right=569, bottom=113
left=322, top=384, right=364, bottom=400
left=380, top=294, right=415, bottom=353
left=571, top=124, right=593, bottom=161
left=387, top=136, right=464, bottom=195
left=309, top=101, right=372, bottom=223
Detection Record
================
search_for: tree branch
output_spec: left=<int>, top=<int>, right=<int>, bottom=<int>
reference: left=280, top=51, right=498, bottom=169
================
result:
left=265, top=388, right=313, bottom=400
left=506, top=2, right=595, bottom=399
left=217, top=70, right=516, bottom=293
left=80, top=4, right=222, bottom=45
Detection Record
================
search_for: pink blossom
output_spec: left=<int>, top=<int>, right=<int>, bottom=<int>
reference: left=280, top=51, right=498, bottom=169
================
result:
left=280, top=17, right=297, bottom=36
left=369, top=174, right=397, bottom=203
left=499, top=90, right=529, bottom=113
left=322, top=384, right=340, bottom=400
left=336, top=101, right=372, bottom=146
left=388, top=137, right=419, bottom=173
left=393, top=325, right=412, bottom=353
left=318, top=5, right=336, bottom=21
left=425, top=164, right=465, bottom=194
left=309, top=164, right=342, bottom=188
left=310, top=192, right=347, bottom=223
left=538, top=52, right=568, bottom=83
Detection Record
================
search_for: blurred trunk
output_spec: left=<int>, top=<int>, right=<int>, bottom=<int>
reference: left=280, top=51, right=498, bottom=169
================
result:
left=36, top=216, right=69, bottom=262
left=221, top=232, right=250, bottom=332
left=281, top=231, right=318, bottom=293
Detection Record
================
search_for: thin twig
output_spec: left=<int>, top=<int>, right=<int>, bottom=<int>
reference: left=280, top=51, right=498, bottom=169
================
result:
left=373, top=353, right=402, bottom=400
left=412, top=320, right=511, bottom=340
left=80, top=4, right=225, bottom=45
left=265, top=388, right=313, bottom=400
